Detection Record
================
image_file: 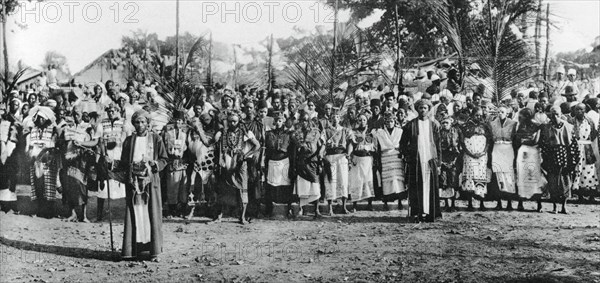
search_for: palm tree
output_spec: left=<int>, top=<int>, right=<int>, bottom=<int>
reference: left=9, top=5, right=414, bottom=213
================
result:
left=432, top=0, right=540, bottom=101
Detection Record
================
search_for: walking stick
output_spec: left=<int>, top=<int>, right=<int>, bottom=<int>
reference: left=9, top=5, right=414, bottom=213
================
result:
left=102, top=140, right=115, bottom=253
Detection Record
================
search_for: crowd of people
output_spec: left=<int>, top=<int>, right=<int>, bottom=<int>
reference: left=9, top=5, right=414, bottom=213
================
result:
left=0, top=63, right=599, bottom=260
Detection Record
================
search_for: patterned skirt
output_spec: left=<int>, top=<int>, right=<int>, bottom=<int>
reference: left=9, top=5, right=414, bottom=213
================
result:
left=461, top=155, right=488, bottom=198
left=380, top=149, right=406, bottom=196
left=573, top=143, right=598, bottom=191
left=30, top=161, right=59, bottom=201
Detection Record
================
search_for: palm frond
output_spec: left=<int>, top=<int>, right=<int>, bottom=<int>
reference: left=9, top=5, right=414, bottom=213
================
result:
left=1, top=67, right=29, bottom=94
left=285, top=22, right=392, bottom=113
left=432, top=0, right=539, bottom=101
left=184, top=33, right=209, bottom=70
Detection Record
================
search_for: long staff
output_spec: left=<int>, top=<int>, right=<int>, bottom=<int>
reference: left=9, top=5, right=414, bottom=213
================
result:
left=101, top=140, right=115, bottom=253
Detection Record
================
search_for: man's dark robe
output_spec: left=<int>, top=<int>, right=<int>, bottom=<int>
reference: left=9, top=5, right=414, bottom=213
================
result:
left=400, top=117, right=442, bottom=222
left=118, top=133, right=168, bottom=258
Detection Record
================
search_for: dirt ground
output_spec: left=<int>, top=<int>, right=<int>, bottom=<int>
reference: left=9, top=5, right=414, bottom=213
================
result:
left=0, top=185, right=599, bottom=283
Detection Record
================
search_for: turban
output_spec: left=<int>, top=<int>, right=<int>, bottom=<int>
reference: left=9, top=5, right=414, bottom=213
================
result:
left=440, top=89, right=453, bottom=100
left=10, top=98, right=22, bottom=107
left=414, top=99, right=433, bottom=111
left=146, top=87, right=158, bottom=97
left=132, top=109, right=151, bottom=122
left=31, top=106, right=56, bottom=124
left=118, top=93, right=130, bottom=101
left=551, top=105, right=562, bottom=115
left=43, top=99, right=57, bottom=109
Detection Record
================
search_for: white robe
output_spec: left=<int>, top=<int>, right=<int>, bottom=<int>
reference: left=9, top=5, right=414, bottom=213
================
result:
left=417, top=120, right=432, bottom=214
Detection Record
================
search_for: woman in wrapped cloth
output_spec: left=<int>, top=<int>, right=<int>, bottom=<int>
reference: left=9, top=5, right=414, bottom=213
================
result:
left=322, top=108, right=352, bottom=215
left=0, top=103, right=19, bottom=213
left=569, top=103, right=598, bottom=203
left=26, top=106, right=61, bottom=218
left=211, top=110, right=260, bottom=225
left=459, top=106, right=493, bottom=211
left=161, top=110, right=190, bottom=218
left=264, top=111, right=296, bottom=217
left=488, top=106, right=517, bottom=210
left=513, top=108, right=545, bottom=211
left=399, top=99, right=442, bottom=222
left=59, top=105, right=100, bottom=222
left=243, top=99, right=268, bottom=217
left=96, top=102, right=128, bottom=221
left=348, top=112, right=377, bottom=212
left=373, top=111, right=406, bottom=211
left=438, top=113, right=461, bottom=211
left=187, top=111, right=219, bottom=219
left=113, top=109, right=167, bottom=260
left=290, top=111, right=324, bottom=217
left=539, top=106, right=579, bottom=214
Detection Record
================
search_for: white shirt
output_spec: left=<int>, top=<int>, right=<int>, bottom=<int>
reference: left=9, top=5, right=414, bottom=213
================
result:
left=132, top=135, right=149, bottom=162
left=374, top=127, right=402, bottom=151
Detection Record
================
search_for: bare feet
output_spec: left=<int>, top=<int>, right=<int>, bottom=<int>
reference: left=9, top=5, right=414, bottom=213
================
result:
left=207, top=217, right=222, bottom=225
left=65, top=214, right=78, bottom=222
left=185, top=207, right=195, bottom=220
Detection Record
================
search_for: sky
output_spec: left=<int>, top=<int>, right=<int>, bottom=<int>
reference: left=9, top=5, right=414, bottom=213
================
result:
left=6, top=0, right=600, bottom=73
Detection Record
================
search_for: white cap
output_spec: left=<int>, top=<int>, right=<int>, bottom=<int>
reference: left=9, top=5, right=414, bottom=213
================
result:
left=430, top=74, right=441, bottom=81
left=556, top=66, right=565, bottom=74
left=567, top=68, right=576, bottom=76
left=440, top=89, right=452, bottom=99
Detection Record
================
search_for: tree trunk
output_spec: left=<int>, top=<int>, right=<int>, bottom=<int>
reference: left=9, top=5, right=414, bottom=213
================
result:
left=543, top=3, right=551, bottom=82
left=175, top=0, right=180, bottom=94
left=2, top=0, right=8, bottom=90
left=267, top=34, right=273, bottom=91
left=534, top=0, right=542, bottom=78
left=330, top=0, right=338, bottom=99
left=207, top=32, right=212, bottom=87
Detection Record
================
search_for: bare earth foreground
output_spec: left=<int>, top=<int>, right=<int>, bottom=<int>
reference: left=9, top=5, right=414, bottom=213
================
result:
left=1, top=185, right=599, bottom=282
